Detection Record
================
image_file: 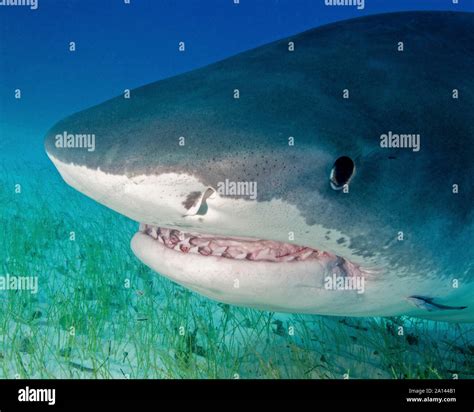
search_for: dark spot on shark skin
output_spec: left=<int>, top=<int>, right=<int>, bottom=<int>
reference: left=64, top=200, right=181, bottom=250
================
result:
left=337, top=237, right=346, bottom=244
left=354, top=249, right=376, bottom=259
left=182, top=191, right=202, bottom=210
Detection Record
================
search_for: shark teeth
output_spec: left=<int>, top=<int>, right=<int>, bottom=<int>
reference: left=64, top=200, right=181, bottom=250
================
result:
left=139, top=224, right=351, bottom=267
left=189, top=237, right=210, bottom=247
left=198, top=246, right=212, bottom=256
left=222, top=247, right=247, bottom=260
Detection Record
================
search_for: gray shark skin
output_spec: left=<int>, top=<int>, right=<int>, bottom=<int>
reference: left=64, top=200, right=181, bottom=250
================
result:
left=45, top=12, right=474, bottom=322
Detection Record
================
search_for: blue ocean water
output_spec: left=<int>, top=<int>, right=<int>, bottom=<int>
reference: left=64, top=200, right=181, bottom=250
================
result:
left=1, top=0, right=473, bottom=163
left=0, top=0, right=473, bottom=379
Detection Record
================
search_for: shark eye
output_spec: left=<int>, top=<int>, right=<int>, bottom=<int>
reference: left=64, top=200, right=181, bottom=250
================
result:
left=330, top=156, right=355, bottom=190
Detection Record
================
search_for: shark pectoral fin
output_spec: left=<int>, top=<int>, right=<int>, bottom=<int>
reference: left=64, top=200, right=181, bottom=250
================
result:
left=407, top=296, right=468, bottom=312
left=184, top=187, right=216, bottom=217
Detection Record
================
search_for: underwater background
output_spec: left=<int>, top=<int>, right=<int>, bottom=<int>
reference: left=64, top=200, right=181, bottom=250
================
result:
left=1, top=0, right=473, bottom=379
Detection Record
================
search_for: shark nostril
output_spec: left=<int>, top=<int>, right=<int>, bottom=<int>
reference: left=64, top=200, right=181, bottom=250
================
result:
left=330, top=156, right=355, bottom=190
left=184, top=187, right=216, bottom=216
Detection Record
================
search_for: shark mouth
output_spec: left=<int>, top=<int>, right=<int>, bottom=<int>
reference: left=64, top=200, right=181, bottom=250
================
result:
left=131, top=223, right=379, bottom=313
left=138, top=223, right=361, bottom=277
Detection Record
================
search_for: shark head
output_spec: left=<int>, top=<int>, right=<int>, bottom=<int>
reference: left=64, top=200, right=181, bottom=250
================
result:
left=45, top=12, right=474, bottom=322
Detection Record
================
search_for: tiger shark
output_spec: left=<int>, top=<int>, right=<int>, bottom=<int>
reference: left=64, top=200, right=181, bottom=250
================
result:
left=44, top=12, right=474, bottom=322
